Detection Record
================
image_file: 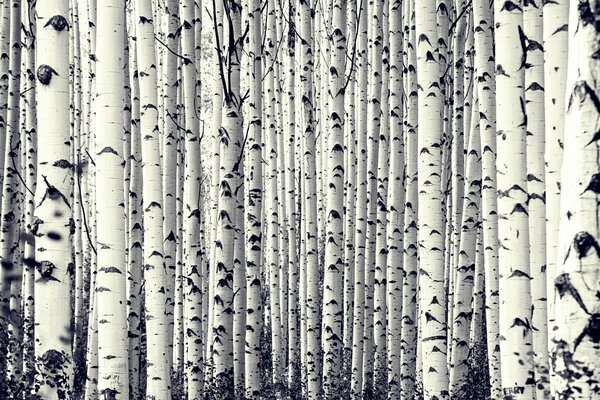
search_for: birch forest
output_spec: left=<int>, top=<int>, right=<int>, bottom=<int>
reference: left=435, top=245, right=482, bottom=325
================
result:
left=0, top=0, right=598, bottom=399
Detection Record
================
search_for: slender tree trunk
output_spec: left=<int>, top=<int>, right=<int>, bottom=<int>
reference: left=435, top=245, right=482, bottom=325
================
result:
left=321, top=0, right=346, bottom=395
left=386, top=0, right=405, bottom=396
left=399, top=2, right=418, bottom=398
left=495, top=0, right=535, bottom=397
left=472, top=0, right=501, bottom=394
left=21, top=0, right=37, bottom=388
left=264, top=0, right=283, bottom=389
left=298, top=0, right=322, bottom=393
left=415, top=0, right=449, bottom=396
left=0, top=1, right=21, bottom=393
left=361, top=0, right=384, bottom=393
left=350, top=0, right=368, bottom=394
left=126, top=5, right=143, bottom=396
left=243, top=0, right=263, bottom=394
left=136, top=0, right=171, bottom=395
left=180, top=0, right=204, bottom=396
left=524, top=0, right=549, bottom=396
left=162, top=0, right=179, bottom=370
left=542, top=0, right=568, bottom=390
left=211, top=0, right=243, bottom=393
left=95, top=0, right=128, bottom=397
left=33, top=0, right=74, bottom=396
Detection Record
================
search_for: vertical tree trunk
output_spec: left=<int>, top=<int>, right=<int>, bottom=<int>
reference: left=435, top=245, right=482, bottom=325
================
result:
left=264, top=0, right=283, bottom=389
left=95, top=0, right=128, bottom=397
left=298, top=0, right=322, bottom=393
left=361, top=0, right=384, bottom=393
left=524, top=0, right=549, bottom=396
left=542, top=0, right=568, bottom=390
left=321, top=0, right=346, bottom=395
left=0, top=1, right=21, bottom=393
left=180, top=0, right=204, bottom=396
left=211, top=0, right=242, bottom=393
left=33, top=0, right=74, bottom=396
left=21, top=0, right=37, bottom=388
left=136, top=0, right=171, bottom=395
left=415, top=0, right=449, bottom=396
left=495, top=0, right=535, bottom=397
left=161, top=0, right=179, bottom=369
left=552, top=2, right=600, bottom=397
left=449, top=84, right=481, bottom=397
left=126, top=4, right=143, bottom=396
left=472, top=0, right=501, bottom=394
left=350, top=0, right=368, bottom=393
left=386, top=0, right=405, bottom=396
left=243, top=0, right=263, bottom=394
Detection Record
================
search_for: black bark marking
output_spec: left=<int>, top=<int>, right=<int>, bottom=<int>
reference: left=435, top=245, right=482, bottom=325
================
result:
left=36, top=260, right=58, bottom=281
left=555, top=273, right=590, bottom=314
left=568, top=81, right=600, bottom=114
left=97, top=146, right=119, bottom=156
left=501, top=1, right=523, bottom=11
left=582, top=173, right=600, bottom=194
left=53, top=159, right=72, bottom=169
left=47, top=231, right=62, bottom=241
left=44, top=15, right=69, bottom=31
left=37, top=65, right=58, bottom=85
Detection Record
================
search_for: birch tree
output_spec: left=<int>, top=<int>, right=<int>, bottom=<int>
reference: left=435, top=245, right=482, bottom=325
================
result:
left=321, top=0, right=346, bottom=395
left=136, top=0, right=171, bottom=395
left=95, top=0, right=128, bottom=397
left=495, top=0, right=535, bottom=397
left=552, top=2, right=600, bottom=397
left=415, top=0, right=449, bottom=396
left=34, top=0, right=74, bottom=396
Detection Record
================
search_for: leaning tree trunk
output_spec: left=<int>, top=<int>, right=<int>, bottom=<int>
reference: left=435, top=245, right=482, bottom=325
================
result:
left=33, top=0, right=74, bottom=397
left=552, top=2, right=600, bottom=397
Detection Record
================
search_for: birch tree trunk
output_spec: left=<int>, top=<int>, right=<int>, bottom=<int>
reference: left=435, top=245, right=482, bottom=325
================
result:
left=543, top=0, right=568, bottom=389
left=180, top=0, right=204, bottom=396
left=400, top=2, right=418, bottom=397
left=34, top=0, right=74, bottom=396
left=321, top=0, right=346, bottom=395
left=243, top=0, right=262, bottom=394
left=350, top=0, right=368, bottom=394
left=211, top=0, right=242, bottom=392
left=524, top=0, right=549, bottom=395
left=415, top=0, right=449, bottom=397
left=136, top=0, right=171, bottom=395
left=298, top=0, right=322, bottom=393
left=386, top=0, right=405, bottom=395
left=95, top=0, right=128, bottom=397
left=0, top=1, right=22, bottom=392
left=552, top=2, right=600, bottom=397
left=472, top=0, right=501, bottom=394
left=495, top=0, right=535, bottom=397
